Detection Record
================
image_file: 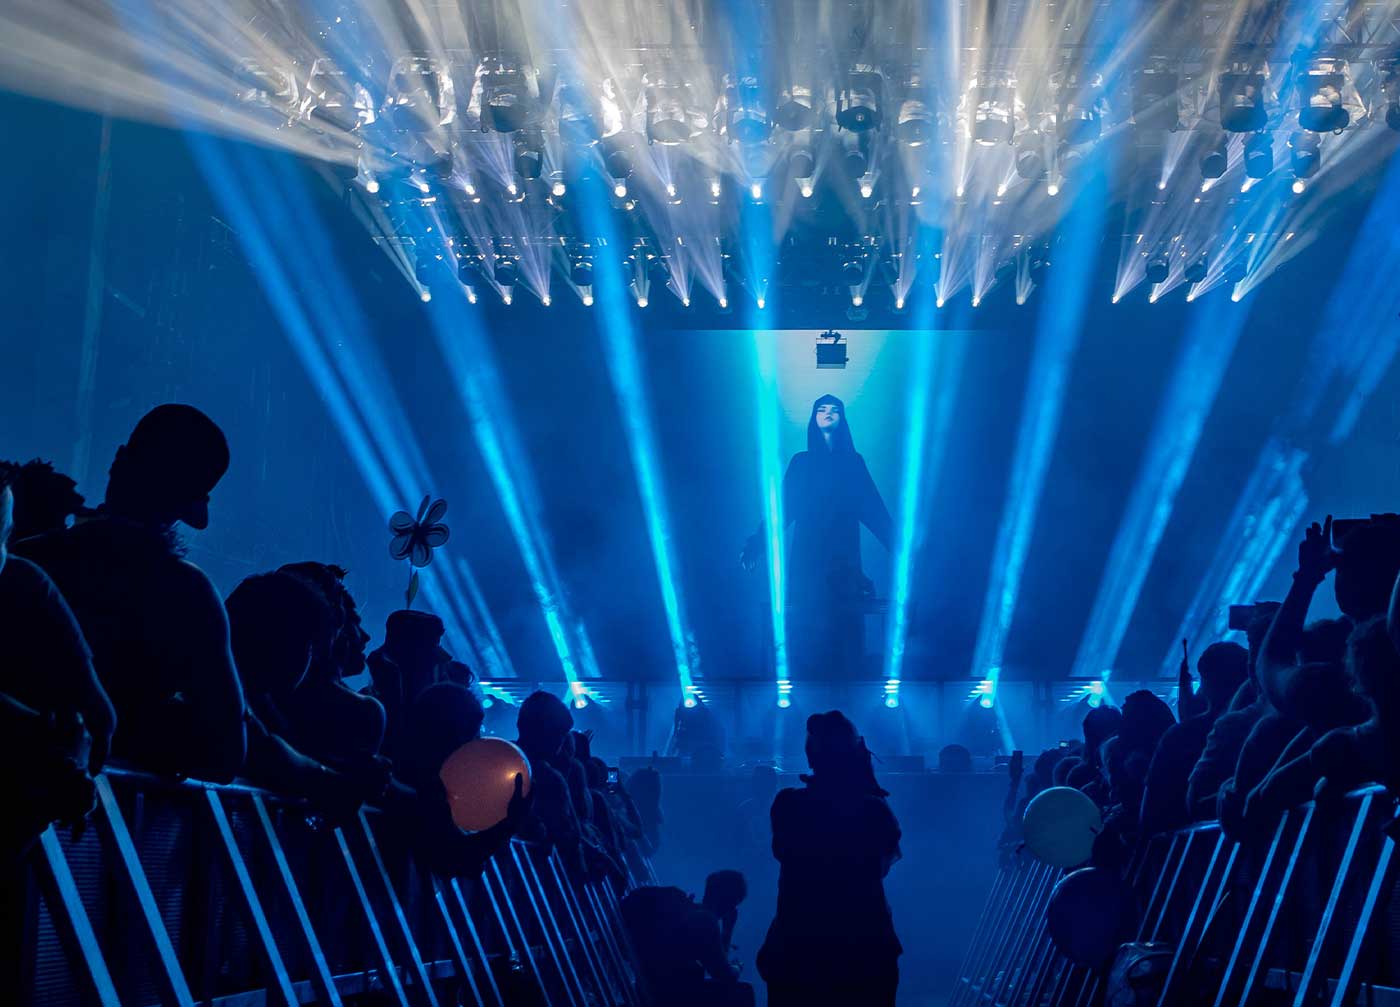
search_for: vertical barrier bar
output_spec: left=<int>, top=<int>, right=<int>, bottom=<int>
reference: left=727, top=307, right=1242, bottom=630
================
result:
left=334, top=825, right=411, bottom=1007
left=250, top=796, right=344, bottom=1007
left=1149, top=830, right=1198, bottom=942
left=585, top=882, right=638, bottom=996
left=204, top=791, right=298, bottom=1007
left=950, top=866, right=1012, bottom=1007
left=449, top=878, right=507, bottom=1007
left=30, top=827, right=121, bottom=1007
left=1137, top=834, right=1184, bottom=942
left=541, top=856, right=614, bottom=1005
left=355, top=811, right=441, bottom=1007
left=1290, top=793, right=1373, bottom=1007
left=525, top=848, right=610, bottom=1004
left=986, top=864, right=1057, bottom=1005
left=1238, top=804, right=1315, bottom=1005
left=1005, top=913, right=1057, bottom=1007
left=93, top=775, right=195, bottom=1007
left=1329, top=831, right=1397, bottom=1007
left=961, top=859, right=1035, bottom=1003
left=1156, top=831, right=1228, bottom=1007
left=1211, top=811, right=1292, bottom=1007
left=506, top=845, right=582, bottom=1007
left=488, top=858, right=553, bottom=1006
left=425, top=875, right=487, bottom=1007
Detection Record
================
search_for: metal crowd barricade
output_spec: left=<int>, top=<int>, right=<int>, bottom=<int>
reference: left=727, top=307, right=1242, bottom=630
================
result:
left=949, top=785, right=1400, bottom=1007
left=17, top=766, right=655, bottom=1007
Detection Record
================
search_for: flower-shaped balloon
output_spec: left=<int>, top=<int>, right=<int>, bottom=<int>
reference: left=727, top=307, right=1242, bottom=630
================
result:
left=389, top=496, right=451, bottom=609
left=389, top=495, right=451, bottom=568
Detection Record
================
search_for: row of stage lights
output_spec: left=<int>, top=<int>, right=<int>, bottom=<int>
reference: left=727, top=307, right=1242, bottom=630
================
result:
left=411, top=222, right=1267, bottom=309
left=288, top=48, right=1400, bottom=205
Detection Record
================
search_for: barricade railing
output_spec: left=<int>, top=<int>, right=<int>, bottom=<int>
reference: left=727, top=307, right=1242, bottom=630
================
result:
left=949, top=785, right=1400, bottom=1007
left=18, top=766, right=656, bottom=1007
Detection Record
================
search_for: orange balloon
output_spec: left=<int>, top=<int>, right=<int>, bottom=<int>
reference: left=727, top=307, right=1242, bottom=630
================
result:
left=439, top=737, right=532, bottom=833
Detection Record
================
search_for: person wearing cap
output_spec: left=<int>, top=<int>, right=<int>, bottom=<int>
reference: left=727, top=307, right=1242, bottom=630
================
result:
left=16, top=404, right=247, bottom=783
left=363, top=608, right=455, bottom=766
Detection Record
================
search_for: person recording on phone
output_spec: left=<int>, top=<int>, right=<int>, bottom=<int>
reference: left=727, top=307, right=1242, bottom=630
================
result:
left=740, top=395, right=893, bottom=680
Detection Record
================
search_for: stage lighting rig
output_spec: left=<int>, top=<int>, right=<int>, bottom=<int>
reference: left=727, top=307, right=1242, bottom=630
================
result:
left=558, top=83, right=620, bottom=145
left=1054, top=68, right=1106, bottom=145
left=1200, top=134, right=1229, bottom=179
left=236, top=59, right=299, bottom=117
left=514, top=134, right=544, bottom=180
left=1218, top=61, right=1270, bottom=133
left=816, top=330, right=848, bottom=369
left=790, top=145, right=816, bottom=180
left=1015, top=132, right=1045, bottom=179
left=896, top=76, right=936, bottom=146
left=834, top=66, right=883, bottom=132
left=476, top=57, right=537, bottom=133
left=1244, top=132, right=1273, bottom=179
left=1185, top=255, right=1208, bottom=284
left=305, top=58, right=375, bottom=132
left=1296, top=57, right=1359, bottom=134
left=1132, top=61, right=1180, bottom=131
left=645, top=74, right=708, bottom=145
left=722, top=74, right=771, bottom=143
left=968, top=72, right=1017, bottom=146
left=1290, top=131, right=1320, bottom=179
left=1387, top=63, right=1400, bottom=131
left=1146, top=255, right=1170, bottom=285
left=776, top=81, right=817, bottom=131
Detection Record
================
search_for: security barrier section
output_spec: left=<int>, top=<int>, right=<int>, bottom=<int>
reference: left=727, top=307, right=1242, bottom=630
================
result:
left=950, top=786, right=1400, bottom=1007
left=15, top=768, right=656, bottom=1007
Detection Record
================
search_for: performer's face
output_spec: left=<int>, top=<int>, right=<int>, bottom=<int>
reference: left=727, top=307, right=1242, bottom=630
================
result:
left=814, top=402, right=842, bottom=430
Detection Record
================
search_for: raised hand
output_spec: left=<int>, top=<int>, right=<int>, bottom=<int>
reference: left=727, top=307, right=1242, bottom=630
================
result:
left=1297, top=516, right=1340, bottom=581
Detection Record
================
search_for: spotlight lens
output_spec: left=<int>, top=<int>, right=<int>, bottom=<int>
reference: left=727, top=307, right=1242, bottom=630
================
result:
left=777, top=697, right=791, bottom=709
left=637, top=297, right=648, bottom=308
left=935, top=297, right=945, bottom=308
left=978, top=695, right=994, bottom=709
left=1292, top=179, right=1306, bottom=194
left=851, top=294, right=863, bottom=307
left=719, top=297, right=728, bottom=308
left=895, top=297, right=904, bottom=310
left=366, top=179, right=380, bottom=194
left=419, top=289, right=432, bottom=303
left=750, top=182, right=762, bottom=199
left=682, top=297, right=691, bottom=307
left=583, top=294, right=594, bottom=306
left=683, top=697, right=697, bottom=709
left=1046, top=182, right=1060, bottom=196
left=542, top=295, right=551, bottom=306
left=885, top=697, right=899, bottom=709
left=757, top=297, right=766, bottom=309
left=574, top=698, right=588, bottom=709
left=1157, top=180, right=1167, bottom=190
left=613, top=182, right=627, bottom=198
left=860, top=184, right=873, bottom=199
left=800, top=182, right=814, bottom=198
left=552, top=181, right=566, bottom=197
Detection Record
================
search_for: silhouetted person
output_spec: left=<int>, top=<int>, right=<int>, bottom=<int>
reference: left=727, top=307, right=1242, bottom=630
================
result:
left=277, top=562, right=387, bottom=766
left=393, top=682, right=526, bottom=877
left=622, top=877, right=753, bottom=1007
left=1139, top=642, right=1248, bottom=835
left=0, top=467, right=113, bottom=855
left=703, top=869, right=749, bottom=960
left=226, top=571, right=380, bottom=808
left=758, top=711, right=902, bottom=1007
left=938, top=743, right=974, bottom=773
left=742, top=395, right=893, bottom=680
left=364, top=609, right=452, bottom=765
left=515, top=691, right=585, bottom=872
left=15, top=404, right=246, bottom=781
left=0, top=459, right=85, bottom=540
left=1081, top=704, right=1124, bottom=773
left=1187, top=604, right=1277, bottom=820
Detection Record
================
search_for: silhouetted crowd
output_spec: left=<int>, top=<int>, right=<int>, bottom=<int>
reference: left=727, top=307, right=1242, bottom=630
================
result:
left=0, top=405, right=657, bottom=890
left=1001, top=513, right=1400, bottom=863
